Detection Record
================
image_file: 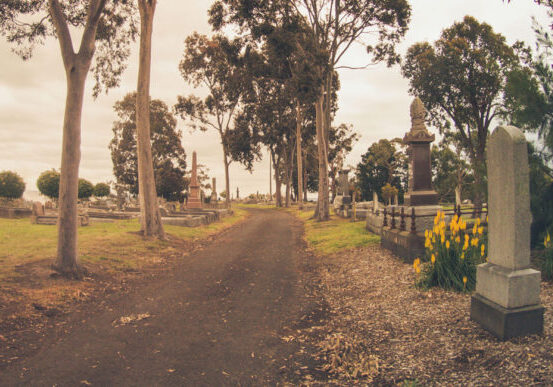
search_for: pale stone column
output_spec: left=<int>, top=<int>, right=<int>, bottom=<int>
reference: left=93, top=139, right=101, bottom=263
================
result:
left=471, top=125, right=544, bottom=340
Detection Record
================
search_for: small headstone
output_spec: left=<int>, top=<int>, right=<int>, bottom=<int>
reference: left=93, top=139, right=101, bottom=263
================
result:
left=32, top=202, right=45, bottom=217
left=373, top=191, right=379, bottom=213
left=470, top=125, right=544, bottom=340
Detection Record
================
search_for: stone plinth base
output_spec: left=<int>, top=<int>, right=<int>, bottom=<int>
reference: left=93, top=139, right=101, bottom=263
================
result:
left=381, top=227, right=425, bottom=263
left=404, top=190, right=439, bottom=206
left=475, top=263, right=541, bottom=309
left=366, top=211, right=383, bottom=235
left=470, top=294, right=544, bottom=340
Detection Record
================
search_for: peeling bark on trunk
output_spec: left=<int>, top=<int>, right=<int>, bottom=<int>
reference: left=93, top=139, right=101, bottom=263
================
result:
left=296, top=101, right=303, bottom=210
left=54, top=65, right=88, bottom=278
left=315, top=94, right=329, bottom=221
left=49, top=0, right=107, bottom=278
left=136, top=0, right=165, bottom=238
left=223, top=150, right=231, bottom=209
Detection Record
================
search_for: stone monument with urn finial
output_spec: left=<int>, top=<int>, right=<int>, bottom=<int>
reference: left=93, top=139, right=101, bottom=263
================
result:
left=403, top=97, right=439, bottom=206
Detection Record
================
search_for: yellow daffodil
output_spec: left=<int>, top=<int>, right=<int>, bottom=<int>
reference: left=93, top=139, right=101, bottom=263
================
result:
left=481, top=244, right=485, bottom=256
left=471, top=237, right=479, bottom=247
left=463, top=276, right=468, bottom=288
left=413, top=258, right=420, bottom=270
left=431, top=254, right=436, bottom=264
left=461, top=252, right=465, bottom=260
left=486, top=215, right=489, bottom=223
left=441, top=233, right=445, bottom=244
left=415, top=266, right=421, bottom=274
left=455, top=236, right=461, bottom=244
left=476, top=218, right=481, bottom=226
left=425, top=229, right=429, bottom=238
left=446, top=240, right=450, bottom=249
left=478, top=226, right=484, bottom=235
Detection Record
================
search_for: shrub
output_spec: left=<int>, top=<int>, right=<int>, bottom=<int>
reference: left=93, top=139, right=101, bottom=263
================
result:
left=413, top=210, right=487, bottom=292
left=93, top=182, right=110, bottom=198
left=37, top=169, right=60, bottom=199
left=0, top=171, right=25, bottom=199
left=542, top=232, right=553, bottom=281
left=78, top=179, right=94, bottom=200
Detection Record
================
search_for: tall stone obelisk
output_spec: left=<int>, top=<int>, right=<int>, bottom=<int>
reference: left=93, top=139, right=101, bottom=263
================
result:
left=403, top=98, right=439, bottom=206
left=187, top=151, right=202, bottom=209
left=210, top=177, right=217, bottom=202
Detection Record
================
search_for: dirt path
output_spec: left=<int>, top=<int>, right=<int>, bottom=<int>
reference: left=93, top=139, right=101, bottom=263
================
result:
left=2, top=209, right=321, bottom=386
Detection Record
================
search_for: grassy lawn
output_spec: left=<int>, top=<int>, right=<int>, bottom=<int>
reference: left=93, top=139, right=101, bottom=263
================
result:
left=0, top=208, right=248, bottom=282
left=238, top=204, right=380, bottom=255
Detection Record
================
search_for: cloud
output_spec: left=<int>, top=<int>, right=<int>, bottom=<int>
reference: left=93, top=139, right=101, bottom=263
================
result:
left=0, top=0, right=550, bottom=197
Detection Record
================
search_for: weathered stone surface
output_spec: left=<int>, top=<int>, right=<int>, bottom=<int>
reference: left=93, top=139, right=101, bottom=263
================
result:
left=471, top=125, right=544, bottom=340
left=32, top=202, right=45, bottom=217
left=470, top=294, right=544, bottom=340
left=403, top=98, right=439, bottom=206
left=488, top=126, right=531, bottom=270
left=0, top=207, right=32, bottom=219
left=188, top=151, right=202, bottom=209
left=475, top=263, right=541, bottom=309
left=211, top=177, right=217, bottom=202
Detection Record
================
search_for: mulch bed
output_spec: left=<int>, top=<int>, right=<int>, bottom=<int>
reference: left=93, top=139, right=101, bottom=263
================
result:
left=289, top=244, right=553, bottom=385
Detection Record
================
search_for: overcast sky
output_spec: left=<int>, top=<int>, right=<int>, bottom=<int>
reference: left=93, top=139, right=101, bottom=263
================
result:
left=0, top=0, right=550, bottom=199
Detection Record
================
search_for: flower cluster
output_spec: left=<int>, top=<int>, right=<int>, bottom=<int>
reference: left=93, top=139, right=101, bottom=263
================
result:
left=414, top=210, right=487, bottom=292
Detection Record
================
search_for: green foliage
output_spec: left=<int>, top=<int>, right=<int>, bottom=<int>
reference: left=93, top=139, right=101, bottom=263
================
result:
left=355, top=139, right=406, bottom=202
left=431, top=143, right=474, bottom=203
left=528, top=143, right=553, bottom=246
left=381, top=183, right=398, bottom=204
left=415, top=211, right=487, bottom=292
left=37, top=170, right=60, bottom=200
left=0, top=1, right=138, bottom=96
left=0, top=171, right=25, bottom=200
left=402, top=16, right=520, bottom=204
left=109, top=92, right=187, bottom=201
left=78, top=179, right=94, bottom=200
left=93, top=183, right=110, bottom=198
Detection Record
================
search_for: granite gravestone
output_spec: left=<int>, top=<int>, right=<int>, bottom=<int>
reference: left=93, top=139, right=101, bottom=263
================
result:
left=470, top=125, right=544, bottom=340
left=403, top=97, right=439, bottom=206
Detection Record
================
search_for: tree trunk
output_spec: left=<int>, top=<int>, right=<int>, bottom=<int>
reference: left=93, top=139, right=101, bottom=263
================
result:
left=54, top=65, right=88, bottom=278
left=296, top=101, right=303, bottom=210
left=315, top=94, right=330, bottom=221
left=303, top=154, right=308, bottom=202
left=223, top=150, right=231, bottom=209
left=50, top=0, right=106, bottom=278
left=273, top=155, right=282, bottom=207
left=136, top=0, right=164, bottom=238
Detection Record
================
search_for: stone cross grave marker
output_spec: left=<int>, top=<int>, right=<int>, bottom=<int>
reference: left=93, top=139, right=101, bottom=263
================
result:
left=470, top=125, right=544, bottom=340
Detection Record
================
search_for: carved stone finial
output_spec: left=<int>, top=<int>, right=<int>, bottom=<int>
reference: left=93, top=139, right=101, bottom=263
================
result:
left=404, top=97, right=434, bottom=144
left=410, top=97, right=427, bottom=133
